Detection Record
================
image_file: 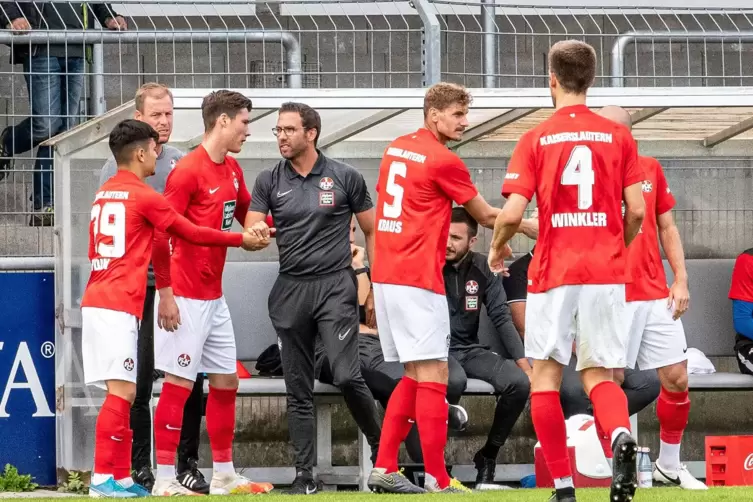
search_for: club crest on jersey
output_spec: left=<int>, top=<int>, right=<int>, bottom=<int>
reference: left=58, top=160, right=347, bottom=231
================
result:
left=123, top=358, right=134, bottom=371
left=642, top=180, right=653, bottom=193
left=319, top=177, right=334, bottom=190
left=319, top=191, right=335, bottom=206
left=177, top=353, right=191, bottom=368
left=234, top=177, right=239, bottom=191
left=465, top=280, right=479, bottom=295
left=465, top=296, right=479, bottom=311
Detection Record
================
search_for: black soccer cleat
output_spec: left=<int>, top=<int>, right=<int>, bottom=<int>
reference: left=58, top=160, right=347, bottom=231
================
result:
left=548, top=486, right=576, bottom=502
left=285, top=469, right=320, bottom=495
left=176, top=458, right=209, bottom=495
left=610, top=432, right=639, bottom=502
left=131, top=465, right=155, bottom=493
left=367, top=468, right=426, bottom=494
left=473, top=450, right=499, bottom=490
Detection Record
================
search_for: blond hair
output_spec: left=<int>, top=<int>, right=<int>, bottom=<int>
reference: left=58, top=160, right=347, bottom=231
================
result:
left=134, top=83, right=173, bottom=113
left=423, top=82, right=473, bottom=118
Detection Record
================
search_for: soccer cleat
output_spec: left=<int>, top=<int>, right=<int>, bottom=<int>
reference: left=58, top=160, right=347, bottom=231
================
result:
left=653, top=462, right=708, bottom=490
left=151, top=478, right=204, bottom=496
left=131, top=466, right=155, bottom=493
left=209, top=472, right=273, bottom=495
left=610, top=432, right=639, bottom=502
left=285, top=470, right=320, bottom=495
left=548, top=487, right=576, bottom=501
left=425, top=476, right=472, bottom=493
left=124, top=483, right=151, bottom=498
left=448, top=404, right=469, bottom=432
left=89, top=477, right=138, bottom=498
left=177, top=458, right=210, bottom=494
left=367, top=467, right=426, bottom=494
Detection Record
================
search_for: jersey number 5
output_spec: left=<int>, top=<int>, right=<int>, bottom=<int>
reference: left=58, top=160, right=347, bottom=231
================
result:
left=561, top=145, right=595, bottom=210
left=383, top=161, right=406, bottom=219
left=91, top=202, right=126, bottom=258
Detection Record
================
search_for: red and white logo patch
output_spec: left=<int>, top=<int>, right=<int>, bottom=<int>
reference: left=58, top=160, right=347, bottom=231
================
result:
left=177, top=353, right=191, bottom=368
left=319, top=177, right=334, bottom=190
left=465, top=280, right=479, bottom=295
left=319, top=191, right=335, bottom=206
left=123, top=358, right=135, bottom=371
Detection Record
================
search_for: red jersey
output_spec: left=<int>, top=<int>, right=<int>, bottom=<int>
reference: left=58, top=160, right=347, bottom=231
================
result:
left=502, top=104, right=643, bottom=293
left=625, top=156, right=676, bottom=302
left=156, top=146, right=251, bottom=300
left=371, top=128, right=479, bottom=295
left=82, top=171, right=177, bottom=318
left=730, top=249, right=753, bottom=303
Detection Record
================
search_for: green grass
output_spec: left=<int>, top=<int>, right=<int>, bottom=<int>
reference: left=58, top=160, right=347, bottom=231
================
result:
left=11, top=487, right=753, bottom=502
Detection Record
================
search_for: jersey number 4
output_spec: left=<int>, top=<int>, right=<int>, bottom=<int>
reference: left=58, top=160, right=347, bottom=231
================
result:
left=91, top=202, right=126, bottom=258
left=561, top=145, right=595, bottom=210
left=383, top=161, right=406, bottom=218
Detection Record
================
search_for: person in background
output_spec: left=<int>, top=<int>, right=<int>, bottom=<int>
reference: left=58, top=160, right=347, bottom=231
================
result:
left=0, top=2, right=127, bottom=226
left=730, top=250, right=753, bottom=374
left=98, top=83, right=208, bottom=495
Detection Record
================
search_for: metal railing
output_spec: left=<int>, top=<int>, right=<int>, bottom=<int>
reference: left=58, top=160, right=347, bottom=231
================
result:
left=3, top=1, right=753, bottom=259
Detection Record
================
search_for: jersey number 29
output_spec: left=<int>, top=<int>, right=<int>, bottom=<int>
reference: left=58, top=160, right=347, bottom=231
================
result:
left=383, top=161, right=406, bottom=218
left=91, top=202, right=126, bottom=258
left=561, top=145, right=595, bottom=210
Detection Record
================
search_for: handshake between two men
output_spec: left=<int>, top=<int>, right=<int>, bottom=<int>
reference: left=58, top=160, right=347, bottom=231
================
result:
left=241, top=220, right=276, bottom=251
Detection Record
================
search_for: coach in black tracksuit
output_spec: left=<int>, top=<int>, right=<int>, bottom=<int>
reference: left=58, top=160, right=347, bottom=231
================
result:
left=247, top=102, right=381, bottom=495
left=444, top=208, right=532, bottom=490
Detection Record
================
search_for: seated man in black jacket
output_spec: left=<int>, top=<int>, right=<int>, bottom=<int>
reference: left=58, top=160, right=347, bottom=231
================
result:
left=443, top=208, right=532, bottom=490
left=504, top=247, right=661, bottom=420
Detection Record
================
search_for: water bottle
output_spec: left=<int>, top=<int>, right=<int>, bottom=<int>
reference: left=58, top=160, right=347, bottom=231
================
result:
left=637, top=447, right=653, bottom=488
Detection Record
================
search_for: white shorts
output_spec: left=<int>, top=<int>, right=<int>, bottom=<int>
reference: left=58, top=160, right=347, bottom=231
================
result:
left=154, top=294, right=237, bottom=381
left=373, top=283, right=451, bottom=363
left=525, top=284, right=629, bottom=371
left=82, top=307, right=139, bottom=390
left=626, top=299, right=689, bottom=370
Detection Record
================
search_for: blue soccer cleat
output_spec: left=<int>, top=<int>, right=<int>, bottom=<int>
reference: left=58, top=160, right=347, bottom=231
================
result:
left=124, top=483, right=151, bottom=498
left=89, top=477, right=138, bottom=498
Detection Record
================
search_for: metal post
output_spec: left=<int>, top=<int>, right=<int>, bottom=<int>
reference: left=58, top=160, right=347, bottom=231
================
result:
left=0, top=30, right=303, bottom=89
left=481, top=0, right=497, bottom=88
left=90, top=43, right=106, bottom=117
left=412, top=0, right=441, bottom=86
left=611, top=31, right=753, bottom=87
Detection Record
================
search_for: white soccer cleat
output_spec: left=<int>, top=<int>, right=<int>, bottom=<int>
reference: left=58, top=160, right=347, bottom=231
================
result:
left=209, top=472, right=274, bottom=495
left=653, top=462, right=708, bottom=490
left=151, top=478, right=204, bottom=496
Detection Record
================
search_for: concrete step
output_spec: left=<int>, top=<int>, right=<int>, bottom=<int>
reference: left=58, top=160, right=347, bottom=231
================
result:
left=0, top=224, right=54, bottom=256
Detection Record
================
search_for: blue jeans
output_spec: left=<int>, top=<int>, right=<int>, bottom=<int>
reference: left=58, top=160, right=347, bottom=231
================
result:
left=3, top=55, right=85, bottom=209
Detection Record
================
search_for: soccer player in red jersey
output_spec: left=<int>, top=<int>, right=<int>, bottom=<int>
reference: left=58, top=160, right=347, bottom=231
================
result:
left=488, top=41, right=646, bottom=502
left=367, top=82, right=503, bottom=494
left=596, top=106, right=706, bottom=490
left=83, top=119, right=260, bottom=498
left=151, top=90, right=274, bottom=496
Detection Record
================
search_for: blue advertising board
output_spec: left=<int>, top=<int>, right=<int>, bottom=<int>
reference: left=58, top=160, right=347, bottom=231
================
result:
left=0, top=273, right=56, bottom=486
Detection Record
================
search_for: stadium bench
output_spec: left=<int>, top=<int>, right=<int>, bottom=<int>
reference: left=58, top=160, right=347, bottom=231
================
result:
left=153, top=258, right=751, bottom=489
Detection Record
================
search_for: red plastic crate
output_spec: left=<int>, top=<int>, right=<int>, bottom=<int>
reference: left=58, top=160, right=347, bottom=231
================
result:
left=705, top=435, right=753, bottom=486
left=535, top=446, right=611, bottom=488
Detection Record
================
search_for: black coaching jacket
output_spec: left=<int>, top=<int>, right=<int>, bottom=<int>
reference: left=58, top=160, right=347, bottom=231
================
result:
left=443, top=250, right=525, bottom=360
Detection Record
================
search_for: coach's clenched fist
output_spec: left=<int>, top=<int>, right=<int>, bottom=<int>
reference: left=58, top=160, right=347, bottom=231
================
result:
left=242, top=229, right=270, bottom=251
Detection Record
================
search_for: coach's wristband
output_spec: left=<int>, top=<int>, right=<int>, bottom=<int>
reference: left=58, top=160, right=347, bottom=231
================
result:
left=355, top=267, right=368, bottom=276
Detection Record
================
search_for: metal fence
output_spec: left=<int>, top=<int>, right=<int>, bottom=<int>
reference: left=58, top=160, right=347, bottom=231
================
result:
left=2, top=0, right=753, bottom=258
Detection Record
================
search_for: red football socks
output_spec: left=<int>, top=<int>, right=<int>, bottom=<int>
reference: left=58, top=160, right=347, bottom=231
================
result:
left=415, top=382, right=451, bottom=489
left=206, top=386, right=238, bottom=463
left=589, top=381, right=631, bottom=444
left=113, top=428, right=134, bottom=480
left=93, top=393, right=131, bottom=477
left=594, top=415, right=613, bottom=459
left=154, top=382, right=191, bottom=466
left=531, top=391, right=572, bottom=479
left=375, top=377, right=418, bottom=473
left=657, top=387, right=690, bottom=444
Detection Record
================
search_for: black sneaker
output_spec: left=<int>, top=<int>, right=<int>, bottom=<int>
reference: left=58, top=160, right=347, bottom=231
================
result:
left=473, top=450, right=499, bottom=490
left=29, top=204, right=53, bottom=227
left=610, top=432, right=638, bottom=502
left=0, top=127, right=11, bottom=182
left=131, top=465, right=155, bottom=493
left=176, top=458, right=210, bottom=495
left=448, top=404, right=468, bottom=432
left=549, top=486, right=576, bottom=501
left=285, top=470, right=319, bottom=495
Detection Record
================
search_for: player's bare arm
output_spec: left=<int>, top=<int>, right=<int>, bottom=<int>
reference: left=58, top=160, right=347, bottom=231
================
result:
left=462, top=194, right=499, bottom=230
left=488, top=194, right=527, bottom=273
left=658, top=209, right=689, bottom=319
left=244, top=210, right=271, bottom=240
left=623, top=182, right=646, bottom=247
left=517, top=208, right=539, bottom=240
left=355, top=207, right=377, bottom=328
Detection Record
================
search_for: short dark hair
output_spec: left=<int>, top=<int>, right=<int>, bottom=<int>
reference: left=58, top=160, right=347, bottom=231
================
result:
left=548, top=40, right=597, bottom=94
left=279, top=102, right=321, bottom=146
left=451, top=206, right=478, bottom=238
left=201, top=90, right=252, bottom=131
left=109, top=119, right=159, bottom=165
